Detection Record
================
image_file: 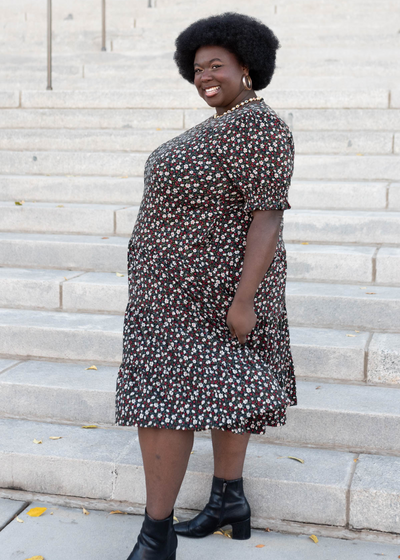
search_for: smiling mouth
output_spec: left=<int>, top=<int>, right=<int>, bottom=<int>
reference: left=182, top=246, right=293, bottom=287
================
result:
left=204, top=86, right=221, bottom=97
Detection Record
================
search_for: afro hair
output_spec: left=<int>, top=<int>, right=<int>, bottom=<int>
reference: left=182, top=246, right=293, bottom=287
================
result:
left=173, top=12, right=280, bottom=91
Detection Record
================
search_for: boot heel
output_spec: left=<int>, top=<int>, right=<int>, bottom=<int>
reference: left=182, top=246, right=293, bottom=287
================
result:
left=231, top=517, right=251, bottom=540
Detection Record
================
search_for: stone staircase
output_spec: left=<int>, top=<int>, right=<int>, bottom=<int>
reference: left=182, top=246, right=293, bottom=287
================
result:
left=0, top=0, right=400, bottom=543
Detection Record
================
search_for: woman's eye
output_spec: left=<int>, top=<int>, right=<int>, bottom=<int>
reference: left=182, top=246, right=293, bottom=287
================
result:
left=212, top=65, right=222, bottom=69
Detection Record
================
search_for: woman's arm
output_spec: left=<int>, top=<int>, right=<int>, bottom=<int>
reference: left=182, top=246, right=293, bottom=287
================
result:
left=226, top=209, right=283, bottom=344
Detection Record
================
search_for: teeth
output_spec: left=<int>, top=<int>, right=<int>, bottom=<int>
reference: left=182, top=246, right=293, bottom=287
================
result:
left=206, top=86, right=219, bottom=92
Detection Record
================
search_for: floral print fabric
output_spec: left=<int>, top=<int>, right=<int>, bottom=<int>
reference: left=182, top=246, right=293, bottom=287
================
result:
left=115, top=100, right=296, bottom=434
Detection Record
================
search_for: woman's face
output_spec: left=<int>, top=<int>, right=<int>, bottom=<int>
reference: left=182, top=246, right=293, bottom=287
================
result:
left=193, top=45, right=252, bottom=115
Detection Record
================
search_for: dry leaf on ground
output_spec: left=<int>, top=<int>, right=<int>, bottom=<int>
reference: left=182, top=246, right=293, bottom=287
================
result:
left=255, top=544, right=265, bottom=548
left=82, top=425, right=98, bottom=429
left=27, top=507, right=47, bottom=517
left=33, top=439, right=42, bottom=444
left=264, top=528, right=271, bottom=532
left=366, top=292, right=376, bottom=295
left=15, top=201, right=24, bottom=205
left=309, top=534, right=319, bottom=543
left=116, top=272, right=125, bottom=277
left=49, top=436, right=62, bottom=440
left=102, top=236, right=109, bottom=239
left=82, top=507, right=90, bottom=515
left=16, top=516, right=24, bottom=523
left=301, top=242, right=309, bottom=245
left=110, top=510, right=127, bottom=515
left=173, top=516, right=179, bottom=522
left=346, top=334, right=356, bottom=337
left=25, top=556, right=44, bottom=560
left=85, top=365, right=97, bottom=370
left=287, top=456, right=304, bottom=463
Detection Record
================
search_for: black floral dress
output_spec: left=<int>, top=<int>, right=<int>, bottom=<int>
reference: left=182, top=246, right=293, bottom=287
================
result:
left=115, top=100, right=296, bottom=434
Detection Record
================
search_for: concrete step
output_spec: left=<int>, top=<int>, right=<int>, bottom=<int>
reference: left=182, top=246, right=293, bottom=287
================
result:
left=0, top=416, right=399, bottom=535
left=1, top=360, right=399, bottom=455
left=287, top=282, right=400, bottom=331
left=1, top=107, right=400, bottom=133
left=0, top=150, right=148, bottom=176
left=0, top=201, right=139, bottom=235
left=3, top=267, right=399, bottom=332
left=19, top=89, right=391, bottom=110
left=0, top=232, right=383, bottom=283
left=0, top=309, right=394, bottom=383
left=0, top=174, right=145, bottom=205
left=1, top=176, right=397, bottom=211
left=1, top=150, right=398, bottom=180
left=0, top=128, right=395, bottom=155
left=0, top=108, right=186, bottom=130
left=3, top=202, right=400, bottom=246
left=284, top=210, right=400, bottom=244
left=0, top=233, right=129, bottom=272
left=0, top=308, right=124, bottom=364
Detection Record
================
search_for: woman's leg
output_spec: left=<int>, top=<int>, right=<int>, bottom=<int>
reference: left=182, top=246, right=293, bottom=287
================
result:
left=211, top=429, right=251, bottom=479
left=138, top=427, right=194, bottom=520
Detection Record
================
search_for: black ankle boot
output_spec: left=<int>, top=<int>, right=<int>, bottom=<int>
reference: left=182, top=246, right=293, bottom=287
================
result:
left=127, top=509, right=177, bottom=560
left=173, top=476, right=251, bottom=540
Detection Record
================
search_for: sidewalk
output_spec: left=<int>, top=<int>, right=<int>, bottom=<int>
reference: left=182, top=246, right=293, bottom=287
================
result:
left=1, top=498, right=399, bottom=560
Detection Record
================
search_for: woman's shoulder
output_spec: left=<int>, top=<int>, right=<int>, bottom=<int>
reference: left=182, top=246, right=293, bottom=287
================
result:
left=214, top=100, right=292, bottom=140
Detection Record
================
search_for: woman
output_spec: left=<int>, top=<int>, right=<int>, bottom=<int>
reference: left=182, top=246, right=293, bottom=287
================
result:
left=116, top=12, right=296, bottom=560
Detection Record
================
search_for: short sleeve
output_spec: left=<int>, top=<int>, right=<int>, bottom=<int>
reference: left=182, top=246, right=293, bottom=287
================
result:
left=212, top=108, right=295, bottom=212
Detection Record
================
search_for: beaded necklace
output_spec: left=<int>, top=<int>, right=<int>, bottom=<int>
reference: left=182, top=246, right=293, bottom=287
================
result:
left=213, top=96, right=263, bottom=119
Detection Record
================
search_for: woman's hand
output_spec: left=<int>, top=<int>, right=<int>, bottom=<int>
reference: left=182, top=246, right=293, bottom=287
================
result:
left=226, top=298, right=257, bottom=344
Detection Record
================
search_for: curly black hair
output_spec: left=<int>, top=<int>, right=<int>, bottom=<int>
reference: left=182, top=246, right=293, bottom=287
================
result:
left=173, top=12, right=280, bottom=91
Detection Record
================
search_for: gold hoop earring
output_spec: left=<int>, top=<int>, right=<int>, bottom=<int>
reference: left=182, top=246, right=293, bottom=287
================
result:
left=242, top=75, right=252, bottom=91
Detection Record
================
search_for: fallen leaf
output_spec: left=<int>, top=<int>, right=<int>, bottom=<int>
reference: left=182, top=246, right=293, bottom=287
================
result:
left=315, top=386, right=321, bottom=389
left=102, top=236, right=109, bottom=239
left=116, top=272, right=125, bottom=277
left=63, top=277, right=68, bottom=281
left=301, top=242, right=309, bottom=245
left=33, top=439, right=42, bottom=444
left=213, top=528, right=232, bottom=538
left=355, top=330, right=360, bottom=333
left=15, top=200, right=25, bottom=205
left=173, top=516, right=179, bottom=522
left=27, top=507, right=47, bottom=517
left=16, top=516, right=24, bottom=523
left=82, top=425, right=98, bottom=429
left=49, top=436, right=62, bottom=440
left=354, top=458, right=358, bottom=462
left=51, top=512, right=53, bottom=515
left=346, top=334, right=356, bottom=337
left=85, top=365, right=97, bottom=370
left=256, top=544, right=265, bottom=548
left=82, top=507, right=90, bottom=515
left=356, top=153, right=364, bottom=156
left=110, top=510, right=127, bottom=515
left=309, top=534, right=319, bottom=543
left=56, top=204, right=64, bottom=208
left=287, top=456, right=304, bottom=463
left=366, top=292, right=376, bottom=295
left=25, top=557, right=44, bottom=560
left=360, top=287, right=367, bottom=290
left=264, top=528, right=271, bottom=532
left=121, top=176, right=129, bottom=178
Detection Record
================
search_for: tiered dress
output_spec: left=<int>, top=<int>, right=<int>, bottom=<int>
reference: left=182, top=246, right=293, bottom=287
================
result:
left=115, top=100, right=296, bottom=434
